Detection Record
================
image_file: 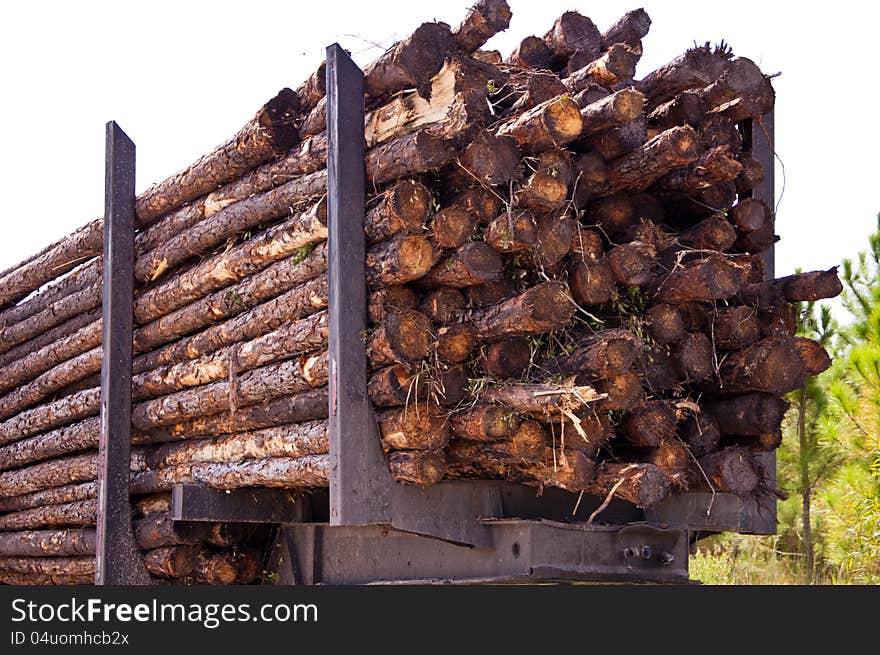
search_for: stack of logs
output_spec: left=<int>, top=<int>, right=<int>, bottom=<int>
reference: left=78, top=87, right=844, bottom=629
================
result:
left=0, top=0, right=841, bottom=584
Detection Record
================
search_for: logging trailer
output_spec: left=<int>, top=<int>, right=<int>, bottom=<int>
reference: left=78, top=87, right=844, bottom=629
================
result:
left=90, top=45, right=777, bottom=585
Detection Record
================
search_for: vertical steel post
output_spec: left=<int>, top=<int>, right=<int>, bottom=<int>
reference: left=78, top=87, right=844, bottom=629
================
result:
left=750, top=111, right=775, bottom=279
left=96, top=121, right=150, bottom=585
left=326, top=44, right=392, bottom=526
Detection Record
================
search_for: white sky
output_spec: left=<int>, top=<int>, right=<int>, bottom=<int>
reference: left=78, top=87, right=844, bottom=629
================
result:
left=0, top=0, right=877, bottom=282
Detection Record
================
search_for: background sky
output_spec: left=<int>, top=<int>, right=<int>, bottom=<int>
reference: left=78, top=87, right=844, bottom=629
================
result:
left=0, top=0, right=876, bottom=284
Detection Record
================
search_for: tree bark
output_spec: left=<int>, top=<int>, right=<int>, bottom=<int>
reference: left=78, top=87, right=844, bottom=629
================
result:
left=368, top=365, right=467, bottom=409
left=0, top=453, right=97, bottom=498
left=471, top=281, right=574, bottom=341
left=378, top=407, right=450, bottom=451
left=586, top=119, right=647, bottom=161
left=586, top=462, right=671, bottom=508
left=144, top=545, right=200, bottom=579
left=532, top=214, right=577, bottom=271
left=577, top=89, right=645, bottom=137
left=566, top=43, right=640, bottom=89
left=0, top=482, right=97, bottom=514
left=656, top=255, right=743, bottom=303
left=0, top=498, right=96, bottom=531
left=364, top=180, right=432, bottom=245
left=496, top=95, right=583, bottom=153
left=601, top=8, right=651, bottom=49
left=653, top=146, right=742, bottom=195
left=621, top=400, right=676, bottom=447
left=133, top=493, right=172, bottom=518
left=419, top=241, right=503, bottom=288
left=543, top=11, right=600, bottom=67
left=0, top=528, right=96, bottom=557
left=719, top=335, right=806, bottom=394
left=0, top=555, right=94, bottom=575
left=551, top=329, right=641, bottom=379
left=451, top=404, right=521, bottom=441
left=638, top=44, right=733, bottom=105
left=480, top=381, right=602, bottom=421
left=696, top=447, right=759, bottom=494
left=480, top=337, right=531, bottom=378
left=191, top=549, right=239, bottom=585
left=680, top=410, right=721, bottom=458
left=453, top=0, right=512, bottom=53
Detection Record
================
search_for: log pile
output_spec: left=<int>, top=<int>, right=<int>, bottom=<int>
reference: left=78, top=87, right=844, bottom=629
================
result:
left=0, top=1, right=841, bottom=585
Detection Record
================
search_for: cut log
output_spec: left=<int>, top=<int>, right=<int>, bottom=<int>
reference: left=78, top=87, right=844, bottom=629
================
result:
left=587, top=119, right=647, bottom=161
left=735, top=152, right=764, bottom=195
left=572, top=152, right=607, bottom=207
left=429, top=207, right=477, bottom=249
left=419, top=241, right=503, bottom=288
left=0, top=482, right=97, bottom=514
left=367, top=310, right=434, bottom=366
left=673, top=331, right=714, bottom=382
left=378, top=407, right=450, bottom=451
left=484, top=209, right=539, bottom=252
left=551, top=329, right=641, bottom=379
left=544, top=11, right=601, bottom=67
left=656, top=255, right=743, bottom=303
left=597, top=125, right=703, bottom=197
left=465, top=279, right=518, bottom=308
left=207, top=523, right=250, bottom=548
left=653, top=146, right=742, bottom=195
left=0, top=498, right=96, bottom=531
left=567, top=43, right=640, bottom=89
left=0, top=571, right=93, bottom=585
left=134, top=494, right=172, bottom=518
left=719, top=335, right=806, bottom=394
left=638, top=43, right=733, bottom=105
left=578, top=89, right=645, bottom=137
left=699, top=115, right=743, bottom=152
left=680, top=410, right=721, bottom=458
left=532, top=214, right=577, bottom=271
left=366, top=235, right=441, bottom=288
left=596, top=372, right=643, bottom=411
left=450, top=187, right=504, bottom=223
left=452, top=404, right=521, bottom=441
left=506, top=72, right=568, bottom=114
left=586, top=463, right=671, bottom=509
left=135, top=89, right=300, bottom=225
left=675, top=215, right=737, bottom=252
left=130, top=456, right=330, bottom=495
left=621, top=400, right=676, bottom=447
left=388, top=450, right=446, bottom=486
left=192, top=550, right=239, bottom=585
left=607, top=241, right=657, bottom=287
left=646, top=304, right=684, bottom=344
left=363, top=22, right=455, bottom=100
left=601, top=8, right=651, bottom=49
left=368, top=365, right=467, bottom=409
left=436, top=323, right=479, bottom=363
left=448, top=131, right=521, bottom=188
left=471, top=281, right=574, bottom=341
left=774, top=268, right=843, bottom=302
left=0, top=453, right=97, bottom=497
left=0, top=528, right=96, bottom=557
left=0, top=555, right=94, bottom=576
left=369, top=285, right=419, bottom=324
left=420, top=288, right=466, bottom=324
left=480, top=381, right=602, bottom=420
left=793, top=337, right=832, bottom=377
left=480, top=337, right=531, bottom=379
left=517, top=172, right=568, bottom=213
left=364, top=180, right=432, bottom=245
left=453, top=0, right=512, bottom=53
left=697, top=447, right=759, bottom=494
left=144, top=545, right=200, bottom=579
left=0, top=308, right=101, bottom=372
left=569, top=258, right=617, bottom=306
left=522, top=448, right=596, bottom=492
left=496, top=95, right=584, bottom=153
left=713, top=306, right=762, bottom=350
left=507, top=36, right=553, bottom=69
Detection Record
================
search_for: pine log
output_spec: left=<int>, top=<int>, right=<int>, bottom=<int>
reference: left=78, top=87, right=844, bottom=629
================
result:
left=368, top=365, right=467, bottom=409
left=544, top=11, right=601, bottom=67
left=505, top=72, right=568, bottom=115
left=0, top=482, right=97, bottom=514
left=773, top=268, right=843, bottom=302
left=0, top=453, right=97, bottom=497
left=453, top=0, right=512, bottom=53
left=793, top=337, right=832, bottom=377
left=713, top=306, right=762, bottom=350
left=680, top=411, right=721, bottom=458
left=387, top=450, right=445, bottom=486
left=653, top=145, right=742, bottom=195
left=471, top=281, right=574, bottom=341
left=517, top=172, right=568, bottom=213
left=586, top=119, right=647, bottom=161
left=673, top=331, right=714, bottom=382
left=587, top=194, right=637, bottom=234
left=205, top=523, right=249, bottom=548
left=0, top=308, right=101, bottom=371
left=597, top=125, right=703, bottom=197
left=139, top=388, right=328, bottom=445
left=465, top=279, right=518, bottom=309
left=378, top=407, right=450, bottom=451
left=569, top=258, right=617, bottom=306
left=532, top=214, right=577, bottom=271
left=436, top=323, right=479, bottom=363
left=578, top=89, right=645, bottom=137
left=190, top=550, right=239, bottom=585
left=551, top=329, right=641, bottom=379
left=485, top=209, right=539, bottom=252
left=697, top=447, right=759, bottom=494
left=140, top=422, right=328, bottom=470
left=714, top=75, right=775, bottom=122
left=586, top=463, right=671, bottom=509
left=572, top=152, right=607, bottom=207
left=480, top=382, right=602, bottom=421
left=480, top=337, right=531, bottom=379
left=596, top=372, right=643, bottom=411
left=430, top=207, right=478, bottom=249
left=447, top=131, right=521, bottom=188
left=699, top=115, right=743, bottom=151
left=0, top=498, right=96, bottom=531
left=133, top=493, right=172, bottom=518
left=735, top=152, right=764, bottom=195
left=656, top=255, right=742, bottom=303
left=719, top=335, right=806, bottom=394
left=364, top=180, right=432, bottom=245
left=0, top=528, right=96, bottom=557
left=363, top=22, right=455, bottom=100
left=638, top=43, right=733, bottom=105
left=135, top=88, right=300, bottom=227
left=295, top=62, right=326, bottom=113
left=607, top=241, right=657, bottom=287
left=675, top=215, right=737, bottom=252
left=601, top=9, right=651, bottom=49
left=369, top=285, right=419, bottom=324
left=496, top=95, right=584, bottom=153
left=452, top=404, right=521, bottom=441
left=522, top=448, right=596, bottom=492
left=646, top=304, right=684, bottom=344
left=131, top=456, right=330, bottom=495
left=567, top=43, right=640, bottom=89
left=450, top=186, right=504, bottom=223
left=366, top=310, right=433, bottom=366
left=419, top=241, right=503, bottom=288
left=621, top=400, right=676, bottom=447
left=0, top=555, right=94, bottom=576
left=144, top=545, right=200, bottom=579
left=642, top=440, right=690, bottom=488
left=507, top=36, right=553, bottom=69
left=367, top=235, right=441, bottom=288
left=420, top=288, right=466, bottom=324
left=235, top=549, right=262, bottom=584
